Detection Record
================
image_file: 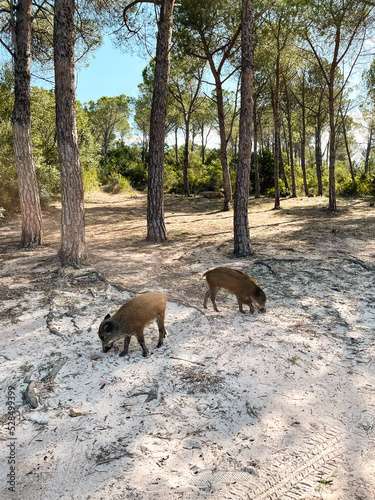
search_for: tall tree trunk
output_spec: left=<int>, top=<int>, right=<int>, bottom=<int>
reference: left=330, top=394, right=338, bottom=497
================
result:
left=234, top=0, right=253, bottom=256
left=201, top=124, right=205, bottom=164
left=233, top=133, right=238, bottom=168
left=315, top=120, right=323, bottom=196
left=12, top=0, right=44, bottom=247
left=215, top=77, right=232, bottom=211
left=328, top=73, right=336, bottom=211
left=174, top=126, right=179, bottom=166
left=273, top=54, right=281, bottom=209
left=259, top=108, right=264, bottom=152
left=279, top=135, right=289, bottom=191
left=285, top=95, right=296, bottom=197
left=142, top=128, right=147, bottom=165
left=147, top=0, right=174, bottom=242
left=300, top=73, right=309, bottom=196
left=283, top=120, right=289, bottom=166
left=54, top=0, right=86, bottom=266
left=365, top=125, right=373, bottom=174
left=253, top=99, right=260, bottom=198
left=341, top=111, right=355, bottom=181
left=183, top=119, right=190, bottom=196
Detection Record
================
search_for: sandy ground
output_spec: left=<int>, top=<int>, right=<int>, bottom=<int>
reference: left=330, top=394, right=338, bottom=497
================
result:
left=0, top=193, right=375, bottom=500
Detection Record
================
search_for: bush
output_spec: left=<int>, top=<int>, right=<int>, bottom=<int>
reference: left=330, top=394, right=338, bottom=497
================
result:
left=35, top=164, right=61, bottom=196
left=103, top=173, right=135, bottom=194
left=102, top=142, right=147, bottom=189
left=82, top=166, right=100, bottom=193
left=250, top=150, right=274, bottom=195
left=338, top=173, right=375, bottom=196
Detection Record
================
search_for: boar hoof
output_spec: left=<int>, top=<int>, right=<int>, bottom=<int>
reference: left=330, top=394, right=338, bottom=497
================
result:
left=157, top=342, right=163, bottom=348
left=119, top=350, right=128, bottom=357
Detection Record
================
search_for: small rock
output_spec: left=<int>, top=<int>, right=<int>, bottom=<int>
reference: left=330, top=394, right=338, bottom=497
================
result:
left=29, top=413, right=48, bottom=425
left=91, top=354, right=102, bottom=361
left=69, top=408, right=83, bottom=417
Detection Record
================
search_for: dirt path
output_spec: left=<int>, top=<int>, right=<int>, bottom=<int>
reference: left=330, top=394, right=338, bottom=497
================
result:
left=0, top=193, right=375, bottom=499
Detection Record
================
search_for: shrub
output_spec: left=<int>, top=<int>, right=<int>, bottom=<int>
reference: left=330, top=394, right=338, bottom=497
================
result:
left=82, top=166, right=100, bottom=193
left=35, top=164, right=61, bottom=196
left=103, top=173, right=135, bottom=194
left=338, top=173, right=375, bottom=196
left=250, top=150, right=274, bottom=194
left=102, top=142, right=147, bottom=189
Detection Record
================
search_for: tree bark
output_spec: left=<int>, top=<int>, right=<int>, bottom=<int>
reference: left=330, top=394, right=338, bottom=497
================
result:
left=284, top=86, right=296, bottom=197
left=315, top=120, right=323, bottom=196
left=253, top=99, right=260, bottom=198
left=279, top=134, right=289, bottom=191
left=234, top=0, right=253, bottom=256
left=201, top=125, right=205, bottom=164
left=365, top=125, right=373, bottom=174
left=300, top=73, right=309, bottom=196
left=174, top=126, right=179, bottom=166
left=215, top=76, right=232, bottom=211
left=328, top=72, right=336, bottom=211
left=54, top=0, right=86, bottom=266
left=341, top=111, right=355, bottom=181
left=147, top=0, right=175, bottom=242
left=183, top=118, right=190, bottom=196
left=273, top=53, right=281, bottom=209
left=11, top=0, right=44, bottom=247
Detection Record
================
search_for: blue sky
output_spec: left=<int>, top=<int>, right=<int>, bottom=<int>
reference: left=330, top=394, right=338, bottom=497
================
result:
left=75, top=38, right=148, bottom=104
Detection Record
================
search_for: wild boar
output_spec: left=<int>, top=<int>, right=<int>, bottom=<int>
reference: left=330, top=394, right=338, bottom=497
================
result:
left=203, top=267, right=266, bottom=314
left=98, top=292, right=167, bottom=358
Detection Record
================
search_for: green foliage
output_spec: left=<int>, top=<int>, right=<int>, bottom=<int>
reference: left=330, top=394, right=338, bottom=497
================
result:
left=338, top=173, right=375, bottom=196
left=250, top=150, right=275, bottom=195
left=102, top=142, right=147, bottom=189
left=35, top=164, right=61, bottom=205
left=31, top=87, right=58, bottom=168
left=85, top=95, right=130, bottom=158
left=164, top=147, right=223, bottom=194
left=0, top=65, right=16, bottom=211
left=103, top=173, right=134, bottom=194
left=82, top=166, right=100, bottom=193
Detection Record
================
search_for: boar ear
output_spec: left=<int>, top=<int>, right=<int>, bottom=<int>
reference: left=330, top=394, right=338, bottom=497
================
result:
left=103, top=322, right=113, bottom=333
left=104, top=313, right=111, bottom=320
left=255, top=287, right=262, bottom=297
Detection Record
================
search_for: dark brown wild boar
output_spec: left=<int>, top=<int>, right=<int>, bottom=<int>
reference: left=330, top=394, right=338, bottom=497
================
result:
left=98, top=292, right=167, bottom=358
left=203, top=267, right=266, bottom=314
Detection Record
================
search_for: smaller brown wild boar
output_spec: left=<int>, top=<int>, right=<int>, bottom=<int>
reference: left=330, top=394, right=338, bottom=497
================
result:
left=98, top=292, right=167, bottom=358
left=203, top=267, right=266, bottom=314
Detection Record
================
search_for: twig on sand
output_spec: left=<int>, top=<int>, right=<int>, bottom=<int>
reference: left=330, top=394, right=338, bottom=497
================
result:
left=344, top=257, right=373, bottom=271
left=128, top=379, right=159, bottom=403
left=169, top=356, right=205, bottom=366
left=41, top=356, right=68, bottom=383
left=253, top=260, right=277, bottom=275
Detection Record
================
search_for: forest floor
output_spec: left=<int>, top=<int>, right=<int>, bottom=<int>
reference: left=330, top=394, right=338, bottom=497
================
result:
left=0, top=191, right=375, bottom=500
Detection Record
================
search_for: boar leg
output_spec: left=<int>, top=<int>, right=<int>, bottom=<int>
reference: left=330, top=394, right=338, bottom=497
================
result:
left=136, top=331, right=149, bottom=357
left=204, top=287, right=219, bottom=311
left=119, top=336, right=131, bottom=357
left=238, top=301, right=245, bottom=314
left=203, top=289, right=211, bottom=309
left=156, top=316, right=167, bottom=348
left=249, top=302, right=255, bottom=314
